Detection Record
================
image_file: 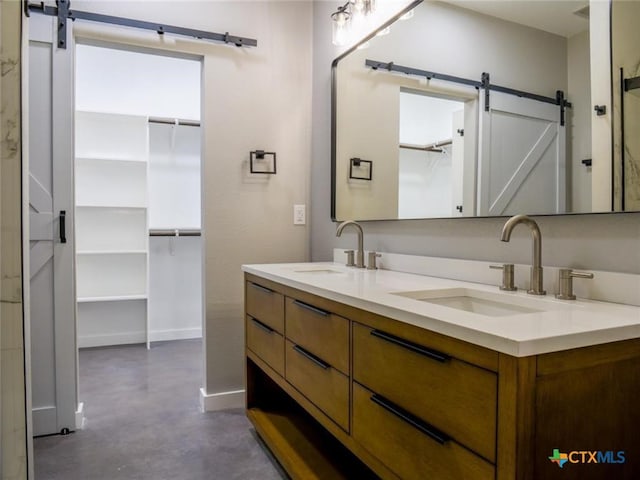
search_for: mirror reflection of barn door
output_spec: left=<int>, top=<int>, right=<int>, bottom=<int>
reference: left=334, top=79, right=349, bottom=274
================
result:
left=477, top=91, right=566, bottom=216
left=28, top=13, right=78, bottom=436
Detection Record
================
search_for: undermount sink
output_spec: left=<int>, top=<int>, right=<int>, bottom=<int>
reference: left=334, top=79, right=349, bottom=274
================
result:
left=391, top=287, right=568, bottom=317
left=293, top=268, right=343, bottom=274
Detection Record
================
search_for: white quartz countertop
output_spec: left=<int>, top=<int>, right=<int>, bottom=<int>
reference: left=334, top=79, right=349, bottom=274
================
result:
left=242, top=262, right=640, bottom=357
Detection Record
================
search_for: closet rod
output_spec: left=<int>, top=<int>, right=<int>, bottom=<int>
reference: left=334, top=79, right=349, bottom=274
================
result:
left=149, top=229, right=201, bottom=237
left=400, top=139, right=452, bottom=152
left=148, top=117, right=201, bottom=127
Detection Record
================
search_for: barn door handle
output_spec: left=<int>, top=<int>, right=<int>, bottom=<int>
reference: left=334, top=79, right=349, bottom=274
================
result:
left=59, top=210, right=67, bottom=243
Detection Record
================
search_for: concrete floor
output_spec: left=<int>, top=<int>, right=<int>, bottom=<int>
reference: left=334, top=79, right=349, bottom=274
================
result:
left=34, top=339, right=286, bottom=480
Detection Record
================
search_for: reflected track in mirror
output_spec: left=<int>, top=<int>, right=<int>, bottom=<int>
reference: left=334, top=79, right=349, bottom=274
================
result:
left=331, top=0, right=640, bottom=221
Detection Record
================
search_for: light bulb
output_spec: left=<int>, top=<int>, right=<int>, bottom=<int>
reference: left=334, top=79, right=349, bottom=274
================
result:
left=400, top=9, right=414, bottom=21
left=332, top=9, right=351, bottom=46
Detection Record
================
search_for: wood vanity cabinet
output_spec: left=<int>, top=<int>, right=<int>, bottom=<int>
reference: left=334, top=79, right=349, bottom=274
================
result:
left=244, top=273, right=640, bottom=480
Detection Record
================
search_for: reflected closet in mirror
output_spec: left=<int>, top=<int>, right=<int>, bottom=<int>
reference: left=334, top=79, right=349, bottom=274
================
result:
left=332, top=0, right=640, bottom=221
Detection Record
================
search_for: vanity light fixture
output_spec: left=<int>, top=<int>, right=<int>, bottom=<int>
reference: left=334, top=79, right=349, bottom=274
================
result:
left=331, top=3, right=352, bottom=46
left=331, top=0, right=377, bottom=46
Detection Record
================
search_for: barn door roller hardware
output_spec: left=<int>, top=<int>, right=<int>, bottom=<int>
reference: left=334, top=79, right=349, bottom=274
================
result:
left=366, top=59, right=572, bottom=125
left=25, top=0, right=258, bottom=49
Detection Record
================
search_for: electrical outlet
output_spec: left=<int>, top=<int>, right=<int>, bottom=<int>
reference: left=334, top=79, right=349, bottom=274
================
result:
left=293, top=204, right=306, bottom=225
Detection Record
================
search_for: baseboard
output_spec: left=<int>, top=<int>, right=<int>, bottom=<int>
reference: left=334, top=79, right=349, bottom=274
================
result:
left=199, top=387, right=245, bottom=412
left=32, top=406, right=57, bottom=437
left=149, top=327, right=202, bottom=343
left=78, top=331, right=146, bottom=348
left=75, top=402, right=86, bottom=430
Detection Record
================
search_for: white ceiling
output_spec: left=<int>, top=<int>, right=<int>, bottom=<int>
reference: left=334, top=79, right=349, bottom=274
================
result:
left=443, top=0, right=590, bottom=38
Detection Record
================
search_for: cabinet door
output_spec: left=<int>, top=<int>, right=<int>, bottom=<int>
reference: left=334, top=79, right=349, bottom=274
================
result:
left=352, top=382, right=494, bottom=480
left=29, top=14, right=78, bottom=436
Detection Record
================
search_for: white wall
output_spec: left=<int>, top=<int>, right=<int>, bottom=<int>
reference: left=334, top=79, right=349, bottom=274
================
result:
left=400, top=93, right=462, bottom=145
left=148, top=123, right=201, bottom=229
left=76, top=44, right=200, bottom=119
left=398, top=93, right=463, bottom=218
left=149, top=236, right=203, bottom=342
left=71, top=0, right=312, bottom=403
left=312, top=1, right=640, bottom=275
left=398, top=149, right=452, bottom=218
left=590, top=0, right=613, bottom=211
left=148, top=123, right=202, bottom=341
left=335, top=51, right=400, bottom=220
left=567, top=30, right=592, bottom=213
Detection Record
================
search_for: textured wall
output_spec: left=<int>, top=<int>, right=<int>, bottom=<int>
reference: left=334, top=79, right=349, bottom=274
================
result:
left=71, top=0, right=313, bottom=400
left=1, top=0, right=28, bottom=478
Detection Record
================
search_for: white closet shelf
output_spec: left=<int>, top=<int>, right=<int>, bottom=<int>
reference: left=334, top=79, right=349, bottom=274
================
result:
left=78, top=294, right=148, bottom=303
left=76, top=204, right=147, bottom=210
left=77, top=250, right=147, bottom=255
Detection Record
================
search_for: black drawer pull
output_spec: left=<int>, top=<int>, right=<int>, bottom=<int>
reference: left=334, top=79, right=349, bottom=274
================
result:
left=370, top=394, right=450, bottom=445
left=251, top=318, right=274, bottom=334
left=293, top=300, right=329, bottom=317
left=250, top=282, right=273, bottom=294
left=371, top=329, right=450, bottom=363
left=292, top=344, right=329, bottom=370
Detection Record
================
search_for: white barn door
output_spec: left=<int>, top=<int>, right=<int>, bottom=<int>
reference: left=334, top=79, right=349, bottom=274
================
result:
left=28, top=14, right=78, bottom=436
left=477, top=91, right=566, bottom=216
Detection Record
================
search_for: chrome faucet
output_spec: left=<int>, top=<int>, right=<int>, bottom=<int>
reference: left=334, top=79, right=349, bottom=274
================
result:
left=500, top=215, right=546, bottom=295
left=336, top=220, right=365, bottom=268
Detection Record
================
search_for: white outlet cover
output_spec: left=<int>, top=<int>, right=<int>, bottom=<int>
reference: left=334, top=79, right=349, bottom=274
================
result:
left=293, top=204, right=306, bottom=225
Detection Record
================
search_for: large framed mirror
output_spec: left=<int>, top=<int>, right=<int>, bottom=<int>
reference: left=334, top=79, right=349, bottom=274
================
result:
left=332, top=0, right=640, bottom=221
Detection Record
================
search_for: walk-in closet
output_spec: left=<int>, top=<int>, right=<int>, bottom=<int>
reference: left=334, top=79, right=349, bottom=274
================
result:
left=74, top=45, right=203, bottom=349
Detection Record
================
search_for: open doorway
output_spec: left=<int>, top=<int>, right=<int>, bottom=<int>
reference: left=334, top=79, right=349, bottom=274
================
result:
left=74, top=44, right=203, bottom=350
left=72, top=42, right=204, bottom=423
left=29, top=28, right=205, bottom=449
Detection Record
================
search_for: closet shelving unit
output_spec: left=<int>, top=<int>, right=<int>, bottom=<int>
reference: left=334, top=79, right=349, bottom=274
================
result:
left=75, top=111, right=150, bottom=348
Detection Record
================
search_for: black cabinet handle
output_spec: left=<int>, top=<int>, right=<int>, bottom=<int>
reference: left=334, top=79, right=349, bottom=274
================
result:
left=370, top=394, right=450, bottom=445
left=292, top=344, right=329, bottom=370
left=250, top=282, right=273, bottom=294
left=251, top=318, right=274, bottom=334
left=59, top=210, right=67, bottom=244
left=292, top=300, right=329, bottom=317
left=370, top=330, right=450, bottom=363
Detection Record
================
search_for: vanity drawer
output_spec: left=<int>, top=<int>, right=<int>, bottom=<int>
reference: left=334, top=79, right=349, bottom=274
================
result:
left=285, top=340, right=349, bottom=431
left=353, top=323, right=497, bottom=462
left=246, top=316, right=284, bottom=376
left=352, top=382, right=494, bottom=480
left=246, top=281, right=284, bottom=334
left=285, top=297, right=349, bottom=375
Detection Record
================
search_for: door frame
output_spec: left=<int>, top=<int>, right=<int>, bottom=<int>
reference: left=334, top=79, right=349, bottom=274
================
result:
left=71, top=36, right=206, bottom=347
